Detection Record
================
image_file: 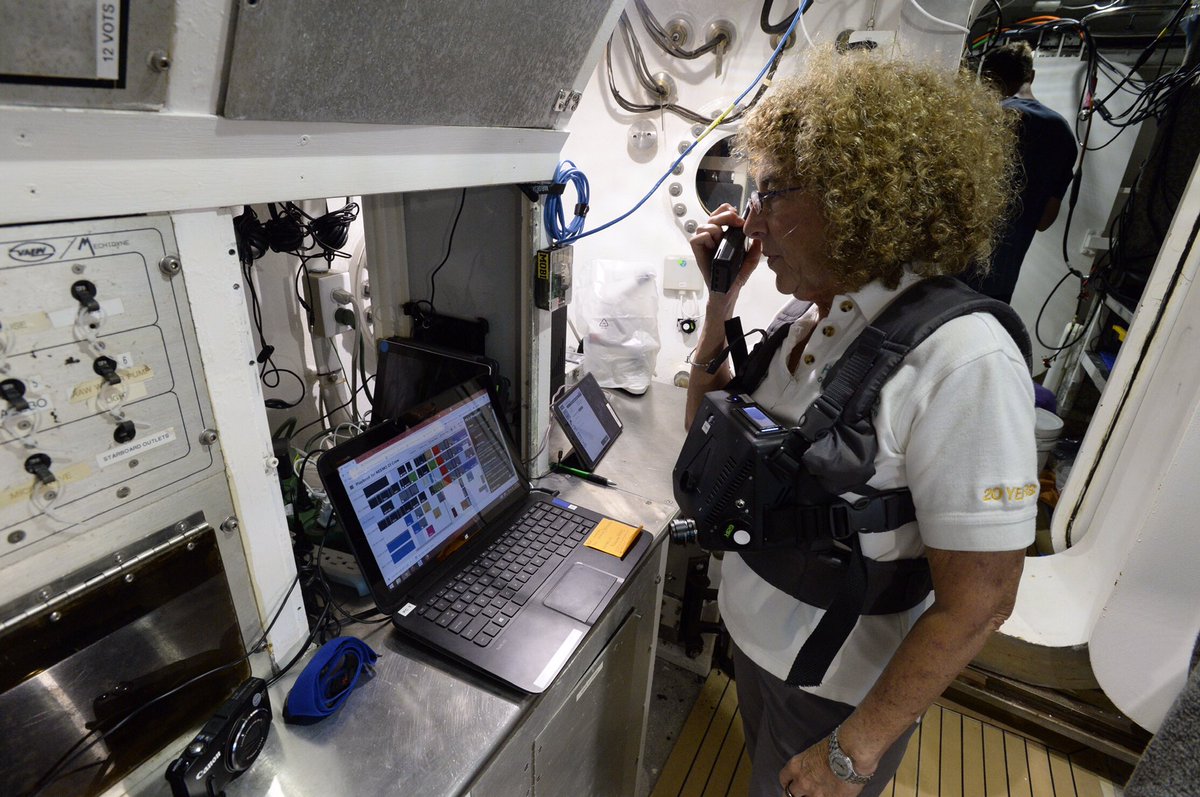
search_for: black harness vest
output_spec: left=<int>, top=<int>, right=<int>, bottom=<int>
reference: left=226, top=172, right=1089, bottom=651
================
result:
left=724, top=276, right=1031, bottom=686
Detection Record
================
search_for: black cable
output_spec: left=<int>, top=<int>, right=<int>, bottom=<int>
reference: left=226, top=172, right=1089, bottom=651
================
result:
left=267, top=531, right=333, bottom=688
left=294, top=258, right=313, bottom=324
left=358, top=333, right=374, bottom=406
left=635, top=0, right=728, bottom=58
left=606, top=13, right=785, bottom=125
left=29, top=571, right=304, bottom=796
left=263, top=202, right=307, bottom=254
left=1032, top=269, right=1097, bottom=353
left=241, top=258, right=306, bottom=409
left=289, top=375, right=374, bottom=444
left=760, top=0, right=802, bottom=35
left=428, top=187, right=468, bottom=312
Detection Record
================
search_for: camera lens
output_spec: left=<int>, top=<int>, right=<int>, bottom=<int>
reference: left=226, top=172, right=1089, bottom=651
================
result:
left=667, top=518, right=698, bottom=544
left=227, top=707, right=271, bottom=772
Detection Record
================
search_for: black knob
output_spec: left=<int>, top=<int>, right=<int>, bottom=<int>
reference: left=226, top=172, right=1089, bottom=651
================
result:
left=71, top=280, right=100, bottom=313
left=0, top=378, right=29, bottom=412
left=93, top=356, right=121, bottom=386
left=114, top=421, right=136, bottom=443
left=24, top=453, right=55, bottom=485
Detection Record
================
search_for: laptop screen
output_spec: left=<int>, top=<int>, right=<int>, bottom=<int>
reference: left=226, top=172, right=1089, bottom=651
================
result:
left=370, top=337, right=495, bottom=428
left=335, top=388, right=521, bottom=590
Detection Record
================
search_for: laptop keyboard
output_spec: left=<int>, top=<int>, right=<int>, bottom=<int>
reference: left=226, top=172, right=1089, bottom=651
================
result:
left=416, top=503, right=593, bottom=647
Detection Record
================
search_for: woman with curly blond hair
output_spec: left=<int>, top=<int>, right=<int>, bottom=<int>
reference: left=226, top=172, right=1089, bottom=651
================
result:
left=684, top=46, right=1036, bottom=797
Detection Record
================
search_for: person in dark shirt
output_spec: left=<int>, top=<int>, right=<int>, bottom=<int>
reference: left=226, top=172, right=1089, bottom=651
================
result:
left=964, top=42, right=1078, bottom=303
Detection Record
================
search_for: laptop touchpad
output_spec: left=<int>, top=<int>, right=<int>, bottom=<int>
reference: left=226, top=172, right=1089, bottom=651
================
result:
left=543, top=563, right=618, bottom=623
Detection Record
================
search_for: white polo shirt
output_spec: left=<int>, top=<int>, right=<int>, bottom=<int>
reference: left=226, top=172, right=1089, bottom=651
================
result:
left=717, top=273, right=1037, bottom=706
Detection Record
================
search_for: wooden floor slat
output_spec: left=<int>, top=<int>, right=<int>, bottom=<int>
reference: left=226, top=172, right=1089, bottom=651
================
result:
left=702, top=713, right=745, bottom=797
left=728, top=749, right=753, bottom=797
left=891, top=715, right=921, bottom=797
left=1049, top=748, right=1078, bottom=796
left=651, top=671, right=1126, bottom=797
left=939, top=707, right=964, bottom=797
left=682, top=679, right=740, bottom=796
left=1006, top=730, right=1035, bottom=797
left=962, top=716, right=987, bottom=797
left=1026, top=741, right=1056, bottom=797
left=983, top=723, right=1009, bottom=796
left=917, top=707, right=942, bottom=796
left=652, top=669, right=732, bottom=797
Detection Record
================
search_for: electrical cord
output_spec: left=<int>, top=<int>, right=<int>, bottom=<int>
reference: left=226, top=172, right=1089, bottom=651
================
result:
left=544, top=161, right=590, bottom=244
left=985, top=0, right=1005, bottom=54
left=908, top=0, right=970, bottom=33
left=962, top=5, right=1194, bottom=329
left=234, top=206, right=308, bottom=410
left=634, top=0, right=729, bottom=59
left=523, top=383, right=570, bottom=466
left=568, top=8, right=804, bottom=245
left=28, top=570, right=305, bottom=796
left=289, top=375, right=374, bottom=445
left=760, top=0, right=813, bottom=35
left=428, top=187, right=468, bottom=313
left=607, top=10, right=786, bottom=126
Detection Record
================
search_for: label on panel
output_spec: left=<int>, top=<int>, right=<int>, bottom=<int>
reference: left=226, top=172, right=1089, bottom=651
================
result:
left=0, top=216, right=224, bottom=583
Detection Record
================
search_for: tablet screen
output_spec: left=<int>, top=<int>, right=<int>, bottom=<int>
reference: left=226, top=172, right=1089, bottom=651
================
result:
left=552, top=373, right=622, bottom=471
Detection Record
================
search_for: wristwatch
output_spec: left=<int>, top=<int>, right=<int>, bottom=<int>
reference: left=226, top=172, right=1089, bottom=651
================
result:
left=828, top=725, right=874, bottom=785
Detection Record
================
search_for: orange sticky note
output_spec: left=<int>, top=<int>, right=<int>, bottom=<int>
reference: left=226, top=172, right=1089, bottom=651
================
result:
left=584, top=519, right=642, bottom=559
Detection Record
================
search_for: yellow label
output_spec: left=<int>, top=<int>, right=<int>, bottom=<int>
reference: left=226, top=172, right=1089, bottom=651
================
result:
left=70, top=363, right=153, bottom=403
left=537, top=251, right=550, bottom=280
left=981, top=483, right=1039, bottom=503
left=0, top=461, right=93, bottom=510
left=584, top=518, right=642, bottom=559
left=2, top=311, right=51, bottom=334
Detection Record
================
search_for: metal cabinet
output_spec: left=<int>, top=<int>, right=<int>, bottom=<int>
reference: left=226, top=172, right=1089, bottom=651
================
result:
left=467, top=538, right=664, bottom=797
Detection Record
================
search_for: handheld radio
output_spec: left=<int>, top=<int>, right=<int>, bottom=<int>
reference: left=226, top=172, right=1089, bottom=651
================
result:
left=708, top=207, right=749, bottom=293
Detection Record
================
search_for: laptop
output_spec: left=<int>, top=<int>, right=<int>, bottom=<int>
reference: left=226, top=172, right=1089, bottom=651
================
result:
left=317, top=380, right=652, bottom=693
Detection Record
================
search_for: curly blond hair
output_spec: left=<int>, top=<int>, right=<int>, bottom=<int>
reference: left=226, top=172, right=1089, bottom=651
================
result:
left=736, top=45, right=1017, bottom=290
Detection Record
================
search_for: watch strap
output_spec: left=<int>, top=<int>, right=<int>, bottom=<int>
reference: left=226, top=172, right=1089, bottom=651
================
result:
left=828, top=725, right=874, bottom=785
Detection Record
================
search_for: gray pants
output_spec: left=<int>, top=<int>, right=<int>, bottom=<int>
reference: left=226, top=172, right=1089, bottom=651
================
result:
left=732, top=644, right=917, bottom=797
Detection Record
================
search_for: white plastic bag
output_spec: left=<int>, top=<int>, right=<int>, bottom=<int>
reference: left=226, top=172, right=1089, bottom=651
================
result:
left=579, top=259, right=661, bottom=394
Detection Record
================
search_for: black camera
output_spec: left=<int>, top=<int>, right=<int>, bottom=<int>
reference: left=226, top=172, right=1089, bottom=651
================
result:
left=166, top=677, right=272, bottom=797
left=670, top=391, right=798, bottom=550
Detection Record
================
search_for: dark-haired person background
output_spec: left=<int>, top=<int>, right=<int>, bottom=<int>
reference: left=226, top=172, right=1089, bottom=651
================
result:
left=962, top=41, right=1079, bottom=304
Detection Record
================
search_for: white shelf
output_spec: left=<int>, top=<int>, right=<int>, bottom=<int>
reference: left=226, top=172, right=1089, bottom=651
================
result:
left=0, top=106, right=566, bottom=225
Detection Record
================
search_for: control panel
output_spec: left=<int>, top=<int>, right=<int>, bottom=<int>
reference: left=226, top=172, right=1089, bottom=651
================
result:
left=0, top=216, right=226, bottom=586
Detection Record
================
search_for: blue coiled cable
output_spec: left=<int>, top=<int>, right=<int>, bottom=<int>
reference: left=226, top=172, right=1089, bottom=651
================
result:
left=544, top=160, right=591, bottom=244
left=550, top=7, right=804, bottom=245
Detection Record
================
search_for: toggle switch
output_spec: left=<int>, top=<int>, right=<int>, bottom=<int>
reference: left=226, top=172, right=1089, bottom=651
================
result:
left=93, top=356, right=121, bottom=386
left=114, top=421, right=136, bottom=443
left=1, top=378, right=29, bottom=412
left=24, top=453, right=56, bottom=486
left=71, top=280, right=100, bottom=313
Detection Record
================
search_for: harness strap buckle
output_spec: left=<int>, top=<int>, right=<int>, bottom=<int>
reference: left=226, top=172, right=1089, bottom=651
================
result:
left=798, top=395, right=842, bottom=442
left=828, top=493, right=909, bottom=539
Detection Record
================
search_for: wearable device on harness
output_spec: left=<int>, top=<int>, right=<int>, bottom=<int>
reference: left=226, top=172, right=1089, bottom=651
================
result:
left=669, top=277, right=1031, bottom=687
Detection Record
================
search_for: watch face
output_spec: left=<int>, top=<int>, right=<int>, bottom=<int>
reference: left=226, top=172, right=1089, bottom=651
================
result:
left=829, top=752, right=853, bottom=780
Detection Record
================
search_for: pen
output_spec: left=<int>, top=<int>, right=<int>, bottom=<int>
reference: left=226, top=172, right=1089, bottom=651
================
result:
left=552, top=463, right=617, bottom=488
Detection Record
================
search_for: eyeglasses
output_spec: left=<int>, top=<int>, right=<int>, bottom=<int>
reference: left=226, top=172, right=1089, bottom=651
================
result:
left=748, top=186, right=806, bottom=215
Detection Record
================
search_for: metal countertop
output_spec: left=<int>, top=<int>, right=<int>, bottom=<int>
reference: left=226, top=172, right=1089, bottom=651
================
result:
left=234, top=383, right=688, bottom=797
left=543, top=381, right=689, bottom=510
